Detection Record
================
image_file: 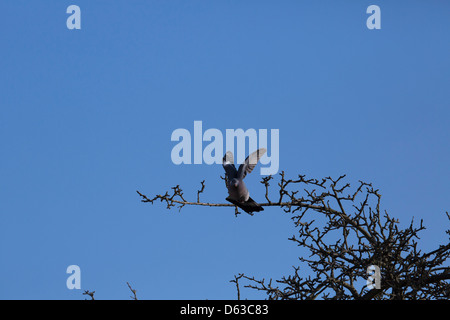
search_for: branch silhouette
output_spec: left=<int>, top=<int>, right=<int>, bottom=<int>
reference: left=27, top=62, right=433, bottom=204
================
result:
left=137, top=171, right=450, bottom=300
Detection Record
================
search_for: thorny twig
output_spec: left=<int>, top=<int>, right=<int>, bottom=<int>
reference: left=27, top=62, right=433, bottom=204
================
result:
left=82, top=290, right=95, bottom=300
left=230, top=274, right=244, bottom=300
left=127, top=282, right=138, bottom=300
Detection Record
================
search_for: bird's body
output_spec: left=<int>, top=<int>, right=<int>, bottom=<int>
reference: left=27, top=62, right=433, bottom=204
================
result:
left=226, top=179, right=249, bottom=202
left=222, top=149, right=266, bottom=214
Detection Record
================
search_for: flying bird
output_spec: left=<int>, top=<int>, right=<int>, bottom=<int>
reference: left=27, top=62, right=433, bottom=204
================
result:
left=222, top=148, right=266, bottom=214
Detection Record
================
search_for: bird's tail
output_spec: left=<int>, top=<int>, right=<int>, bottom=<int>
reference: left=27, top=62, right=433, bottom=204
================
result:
left=226, top=197, right=264, bottom=214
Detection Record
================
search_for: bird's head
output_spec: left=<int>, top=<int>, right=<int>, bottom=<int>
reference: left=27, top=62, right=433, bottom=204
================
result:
left=230, top=178, right=239, bottom=188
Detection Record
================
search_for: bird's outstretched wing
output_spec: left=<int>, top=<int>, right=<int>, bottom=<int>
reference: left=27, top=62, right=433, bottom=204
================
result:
left=222, top=151, right=237, bottom=182
left=237, top=148, right=267, bottom=179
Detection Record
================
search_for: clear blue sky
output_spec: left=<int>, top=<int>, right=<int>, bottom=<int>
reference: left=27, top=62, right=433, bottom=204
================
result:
left=0, top=1, right=449, bottom=299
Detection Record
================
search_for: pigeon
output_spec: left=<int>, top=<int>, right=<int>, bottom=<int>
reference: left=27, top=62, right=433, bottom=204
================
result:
left=222, top=148, right=266, bottom=214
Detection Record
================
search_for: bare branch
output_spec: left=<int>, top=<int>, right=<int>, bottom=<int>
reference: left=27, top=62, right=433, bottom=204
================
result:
left=82, top=290, right=95, bottom=300
left=138, top=172, right=450, bottom=300
left=127, top=282, right=138, bottom=300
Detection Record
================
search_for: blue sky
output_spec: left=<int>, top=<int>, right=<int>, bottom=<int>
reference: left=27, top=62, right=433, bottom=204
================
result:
left=0, top=1, right=449, bottom=299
